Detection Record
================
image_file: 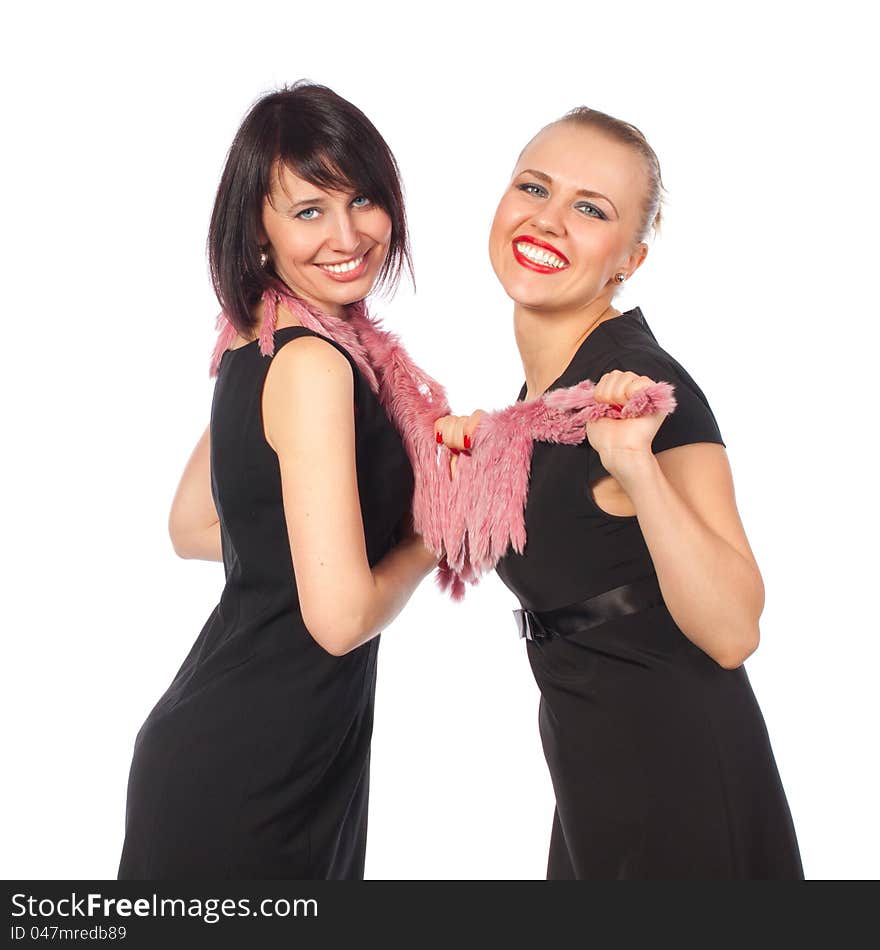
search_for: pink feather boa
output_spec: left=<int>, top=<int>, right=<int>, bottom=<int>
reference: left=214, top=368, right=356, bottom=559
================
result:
left=210, top=289, right=677, bottom=599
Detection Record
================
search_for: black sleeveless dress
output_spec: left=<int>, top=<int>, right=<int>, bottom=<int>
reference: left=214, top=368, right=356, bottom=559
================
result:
left=118, top=326, right=414, bottom=879
left=495, top=308, right=803, bottom=880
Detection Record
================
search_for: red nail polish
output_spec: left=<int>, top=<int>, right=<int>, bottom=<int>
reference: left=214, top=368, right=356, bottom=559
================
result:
left=610, top=403, right=623, bottom=411
left=463, top=434, right=471, bottom=449
left=436, top=432, right=443, bottom=444
left=451, top=448, right=460, bottom=455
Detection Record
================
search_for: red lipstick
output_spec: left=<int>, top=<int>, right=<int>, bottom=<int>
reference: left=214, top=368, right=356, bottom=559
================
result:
left=511, top=235, right=570, bottom=274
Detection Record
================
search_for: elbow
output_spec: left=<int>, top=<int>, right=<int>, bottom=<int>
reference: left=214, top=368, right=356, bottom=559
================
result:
left=309, top=631, right=361, bottom=658
left=169, top=524, right=199, bottom=560
left=715, top=627, right=760, bottom=670
left=302, top=609, right=370, bottom=657
left=168, top=513, right=191, bottom=559
left=169, top=529, right=192, bottom=559
left=169, top=516, right=220, bottom=560
left=314, top=632, right=355, bottom=657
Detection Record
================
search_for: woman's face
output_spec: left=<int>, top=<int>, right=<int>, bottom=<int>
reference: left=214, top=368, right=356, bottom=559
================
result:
left=489, top=122, right=649, bottom=314
left=261, top=162, right=393, bottom=317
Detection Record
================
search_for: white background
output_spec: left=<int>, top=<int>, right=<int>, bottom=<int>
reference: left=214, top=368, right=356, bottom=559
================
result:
left=3, top=0, right=878, bottom=880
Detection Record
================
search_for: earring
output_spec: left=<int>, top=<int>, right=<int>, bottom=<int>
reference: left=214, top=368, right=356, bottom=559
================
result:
left=614, top=272, right=626, bottom=283
left=259, top=248, right=269, bottom=268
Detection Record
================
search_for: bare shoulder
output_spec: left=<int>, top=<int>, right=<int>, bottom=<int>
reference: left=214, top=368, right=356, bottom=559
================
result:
left=262, top=335, right=354, bottom=453
left=266, top=334, right=353, bottom=395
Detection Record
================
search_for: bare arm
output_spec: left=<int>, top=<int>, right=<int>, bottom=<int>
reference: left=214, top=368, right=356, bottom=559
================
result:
left=168, top=424, right=223, bottom=561
left=585, top=367, right=763, bottom=670
left=263, top=336, right=438, bottom=656
left=612, top=442, right=763, bottom=669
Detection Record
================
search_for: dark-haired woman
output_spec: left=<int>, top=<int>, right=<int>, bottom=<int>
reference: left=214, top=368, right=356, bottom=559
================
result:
left=436, top=110, right=803, bottom=879
left=117, top=83, right=438, bottom=879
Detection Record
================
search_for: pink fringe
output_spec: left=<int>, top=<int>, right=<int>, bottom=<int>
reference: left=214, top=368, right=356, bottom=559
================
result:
left=435, top=555, right=466, bottom=601
left=208, top=289, right=678, bottom=598
left=208, top=312, right=239, bottom=378
left=259, top=291, right=278, bottom=356
left=438, top=380, right=677, bottom=585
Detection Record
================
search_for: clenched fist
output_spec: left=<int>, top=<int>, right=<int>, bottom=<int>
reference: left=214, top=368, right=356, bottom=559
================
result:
left=586, top=370, right=669, bottom=476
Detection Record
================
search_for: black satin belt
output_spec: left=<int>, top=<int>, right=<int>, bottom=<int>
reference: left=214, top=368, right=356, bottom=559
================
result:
left=513, top=574, right=666, bottom=641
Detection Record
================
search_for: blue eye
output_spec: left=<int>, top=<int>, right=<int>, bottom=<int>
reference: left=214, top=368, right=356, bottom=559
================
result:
left=575, top=202, right=607, bottom=220
left=296, top=207, right=321, bottom=220
left=516, top=182, right=548, bottom=198
left=351, top=195, right=371, bottom=208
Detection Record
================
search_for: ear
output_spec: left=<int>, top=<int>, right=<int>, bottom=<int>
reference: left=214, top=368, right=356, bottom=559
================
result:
left=257, top=213, right=269, bottom=247
left=623, top=241, right=649, bottom=278
left=257, top=189, right=275, bottom=246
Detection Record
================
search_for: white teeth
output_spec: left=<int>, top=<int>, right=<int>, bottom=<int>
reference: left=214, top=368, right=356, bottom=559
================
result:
left=515, top=242, right=567, bottom=269
left=319, top=255, right=364, bottom=274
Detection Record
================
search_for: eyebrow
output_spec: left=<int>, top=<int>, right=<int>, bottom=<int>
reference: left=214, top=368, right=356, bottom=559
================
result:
left=519, top=168, right=619, bottom=216
left=287, top=197, right=326, bottom=210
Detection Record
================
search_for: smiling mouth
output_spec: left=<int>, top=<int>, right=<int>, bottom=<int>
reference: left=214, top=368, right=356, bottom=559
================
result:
left=512, top=238, right=569, bottom=272
left=316, top=250, right=368, bottom=275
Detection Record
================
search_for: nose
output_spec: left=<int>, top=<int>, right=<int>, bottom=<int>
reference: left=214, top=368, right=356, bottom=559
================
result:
left=327, top=209, right=361, bottom=255
left=530, top=198, right=566, bottom=237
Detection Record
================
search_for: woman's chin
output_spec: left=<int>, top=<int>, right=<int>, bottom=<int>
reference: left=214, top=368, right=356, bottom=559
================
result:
left=306, top=276, right=376, bottom=312
left=501, top=280, right=558, bottom=311
left=494, top=261, right=567, bottom=307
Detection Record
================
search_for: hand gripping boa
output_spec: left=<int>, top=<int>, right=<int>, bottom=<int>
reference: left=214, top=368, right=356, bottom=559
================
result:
left=210, top=289, right=678, bottom=599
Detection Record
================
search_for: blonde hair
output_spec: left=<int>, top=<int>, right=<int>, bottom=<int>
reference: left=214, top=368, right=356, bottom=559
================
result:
left=553, top=107, right=665, bottom=242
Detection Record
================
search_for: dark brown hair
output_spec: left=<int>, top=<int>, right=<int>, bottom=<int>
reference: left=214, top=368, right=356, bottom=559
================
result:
left=554, top=107, right=665, bottom=241
left=208, top=81, right=412, bottom=335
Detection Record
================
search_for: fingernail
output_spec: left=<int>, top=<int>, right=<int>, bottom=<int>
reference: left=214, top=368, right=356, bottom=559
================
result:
left=610, top=404, right=623, bottom=411
left=463, top=434, right=471, bottom=449
left=436, top=432, right=443, bottom=444
left=451, top=448, right=460, bottom=455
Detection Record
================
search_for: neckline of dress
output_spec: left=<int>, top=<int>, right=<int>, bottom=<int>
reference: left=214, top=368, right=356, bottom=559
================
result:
left=221, top=324, right=309, bottom=358
left=517, top=307, right=641, bottom=403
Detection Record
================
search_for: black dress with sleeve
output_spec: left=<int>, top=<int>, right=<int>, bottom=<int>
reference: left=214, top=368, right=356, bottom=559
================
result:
left=494, top=308, right=803, bottom=879
left=117, top=326, right=414, bottom=879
